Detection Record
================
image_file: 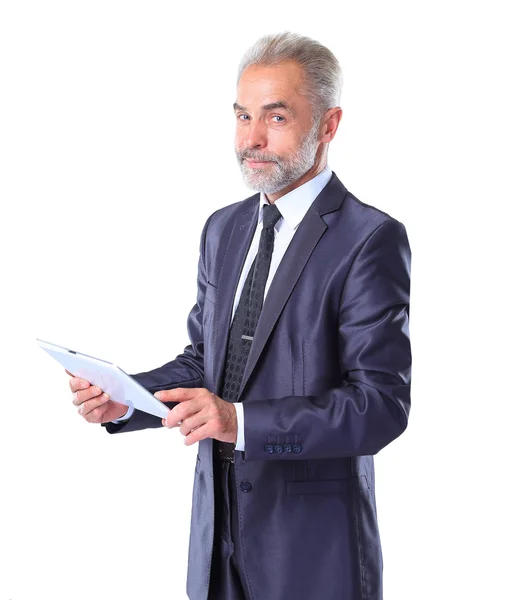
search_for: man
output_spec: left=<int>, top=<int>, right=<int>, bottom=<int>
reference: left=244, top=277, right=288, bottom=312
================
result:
left=69, top=32, right=411, bottom=600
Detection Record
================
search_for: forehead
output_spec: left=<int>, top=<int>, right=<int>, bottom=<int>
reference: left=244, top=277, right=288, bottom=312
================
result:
left=236, top=60, right=308, bottom=108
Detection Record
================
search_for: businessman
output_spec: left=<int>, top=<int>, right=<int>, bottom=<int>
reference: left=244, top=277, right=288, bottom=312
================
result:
left=69, top=32, right=412, bottom=600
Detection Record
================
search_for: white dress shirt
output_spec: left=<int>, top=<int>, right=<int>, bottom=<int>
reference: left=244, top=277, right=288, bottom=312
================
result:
left=115, top=165, right=333, bottom=454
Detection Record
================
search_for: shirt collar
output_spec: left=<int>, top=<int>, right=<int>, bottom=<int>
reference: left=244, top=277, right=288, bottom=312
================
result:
left=258, top=165, right=332, bottom=230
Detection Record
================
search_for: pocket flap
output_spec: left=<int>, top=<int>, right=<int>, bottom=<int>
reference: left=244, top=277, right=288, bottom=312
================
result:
left=286, top=476, right=362, bottom=495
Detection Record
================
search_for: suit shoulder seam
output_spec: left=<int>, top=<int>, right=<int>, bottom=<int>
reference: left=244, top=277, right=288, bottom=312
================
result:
left=346, top=191, right=403, bottom=225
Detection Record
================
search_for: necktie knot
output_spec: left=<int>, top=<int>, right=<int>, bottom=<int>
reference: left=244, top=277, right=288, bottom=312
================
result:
left=262, top=203, right=282, bottom=230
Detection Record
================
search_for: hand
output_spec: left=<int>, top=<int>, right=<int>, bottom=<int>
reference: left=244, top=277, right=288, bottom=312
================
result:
left=155, top=387, right=238, bottom=446
left=66, top=369, right=131, bottom=424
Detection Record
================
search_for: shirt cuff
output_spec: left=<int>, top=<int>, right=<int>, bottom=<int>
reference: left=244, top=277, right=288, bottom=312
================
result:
left=233, top=402, right=245, bottom=451
left=111, top=404, right=134, bottom=424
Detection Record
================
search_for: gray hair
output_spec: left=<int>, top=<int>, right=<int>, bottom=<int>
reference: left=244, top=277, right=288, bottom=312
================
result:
left=237, top=32, right=343, bottom=123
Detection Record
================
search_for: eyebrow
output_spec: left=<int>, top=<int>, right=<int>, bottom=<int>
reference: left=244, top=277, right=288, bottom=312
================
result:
left=233, top=101, right=293, bottom=113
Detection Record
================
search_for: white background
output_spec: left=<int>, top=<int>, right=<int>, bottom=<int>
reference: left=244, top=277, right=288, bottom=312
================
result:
left=1, top=1, right=505, bottom=598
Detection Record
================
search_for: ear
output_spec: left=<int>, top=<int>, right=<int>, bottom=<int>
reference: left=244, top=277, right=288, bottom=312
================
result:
left=320, top=107, right=342, bottom=143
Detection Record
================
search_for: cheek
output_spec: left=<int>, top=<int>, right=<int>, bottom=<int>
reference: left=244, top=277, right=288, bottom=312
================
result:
left=235, top=127, right=246, bottom=148
left=267, top=129, right=298, bottom=155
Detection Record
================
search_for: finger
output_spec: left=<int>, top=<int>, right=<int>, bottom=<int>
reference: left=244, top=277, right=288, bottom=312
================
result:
left=183, top=421, right=212, bottom=446
left=79, top=393, right=110, bottom=417
left=73, top=385, right=103, bottom=405
left=163, top=417, right=183, bottom=428
left=163, top=410, right=184, bottom=429
left=78, top=393, right=110, bottom=416
left=164, top=401, right=201, bottom=429
left=179, top=413, right=207, bottom=437
left=154, top=388, right=197, bottom=402
left=181, top=423, right=204, bottom=437
left=69, top=376, right=91, bottom=393
left=83, top=400, right=111, bottom=424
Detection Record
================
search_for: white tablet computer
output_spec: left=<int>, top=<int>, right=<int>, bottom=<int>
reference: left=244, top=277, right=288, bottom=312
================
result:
left=37, top=338, right=170, bottom=419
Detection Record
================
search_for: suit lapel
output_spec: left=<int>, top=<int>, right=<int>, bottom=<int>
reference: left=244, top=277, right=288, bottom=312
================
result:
left=237, top=205, right=327, bottom=400
left=213, top=172, right=348, bottom=401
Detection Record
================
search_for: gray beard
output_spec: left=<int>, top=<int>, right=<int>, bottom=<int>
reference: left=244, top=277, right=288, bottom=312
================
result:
left=235, top=121, right=320, bottom=194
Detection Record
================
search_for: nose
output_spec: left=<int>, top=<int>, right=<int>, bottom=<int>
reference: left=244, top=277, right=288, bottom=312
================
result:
left=243, top=119, right=267, bottom=150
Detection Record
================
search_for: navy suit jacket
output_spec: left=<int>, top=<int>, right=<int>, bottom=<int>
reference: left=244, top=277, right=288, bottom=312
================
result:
left=104, top=172, right=412, bottom=600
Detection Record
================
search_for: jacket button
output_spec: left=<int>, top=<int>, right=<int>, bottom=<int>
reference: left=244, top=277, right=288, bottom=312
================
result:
left=264, top=444, right=274, bottom=454
left=292, top=444, right=302, bottom=454
left=274, top=444, right=284, bottom=454
left=240, top=481, right=252, bottom=493
left=283, top=444, right=292, bottom=453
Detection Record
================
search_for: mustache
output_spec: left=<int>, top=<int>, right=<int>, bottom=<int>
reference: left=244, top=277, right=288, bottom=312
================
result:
left=237, top=150, right=280, bottom=164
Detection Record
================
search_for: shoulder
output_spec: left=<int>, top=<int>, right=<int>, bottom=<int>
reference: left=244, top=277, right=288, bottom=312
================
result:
left=343, top=190, right=406, bottom=232
left=340, top=193, right=411, bottom=277
left=321, top=178, right=411, bottom=265
left=318, top=172, right=408, bottom=244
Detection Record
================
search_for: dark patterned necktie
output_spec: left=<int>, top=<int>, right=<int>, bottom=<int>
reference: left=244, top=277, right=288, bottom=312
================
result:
left=215, top=202, right=282, bottom=461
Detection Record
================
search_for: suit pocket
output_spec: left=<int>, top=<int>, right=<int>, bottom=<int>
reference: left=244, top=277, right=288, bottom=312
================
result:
left=286, top=476, right=364, bottom=495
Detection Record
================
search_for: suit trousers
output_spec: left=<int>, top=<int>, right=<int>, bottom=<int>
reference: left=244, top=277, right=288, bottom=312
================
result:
left=207, top=454, right=250, bottom=600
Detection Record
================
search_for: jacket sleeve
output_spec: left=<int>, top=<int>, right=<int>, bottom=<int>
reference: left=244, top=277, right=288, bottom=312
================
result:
left=102, top=210, right=216, bottom=434
left=242, top=218, right=412, bottom=460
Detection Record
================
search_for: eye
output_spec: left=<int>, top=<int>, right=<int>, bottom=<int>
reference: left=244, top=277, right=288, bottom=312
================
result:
left=272, top=115, right=285, bottom=122
left=237, top=114, right=250, bottom=121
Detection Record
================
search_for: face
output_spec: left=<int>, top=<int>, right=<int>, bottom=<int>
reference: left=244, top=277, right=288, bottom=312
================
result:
left=234, top=60, right=321, bottom=195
